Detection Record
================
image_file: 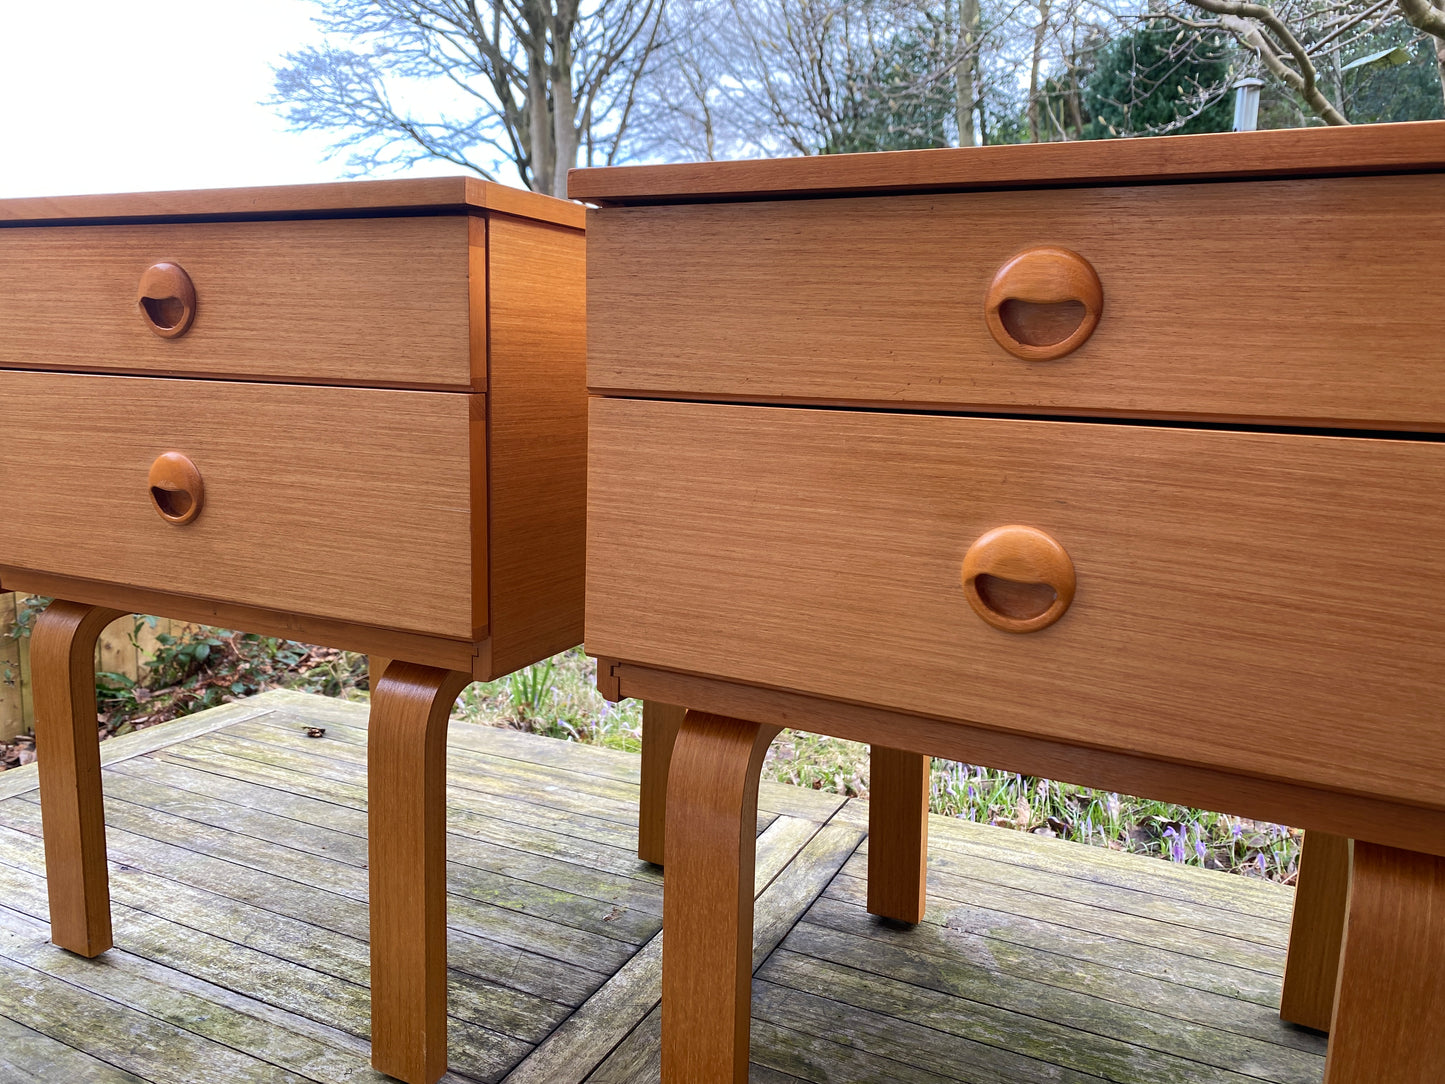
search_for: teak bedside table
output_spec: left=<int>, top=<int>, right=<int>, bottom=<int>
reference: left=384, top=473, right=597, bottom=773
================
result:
left=573, top=120, right=1445, bottom=1084
left=0, top=178, right=585, bottom=1084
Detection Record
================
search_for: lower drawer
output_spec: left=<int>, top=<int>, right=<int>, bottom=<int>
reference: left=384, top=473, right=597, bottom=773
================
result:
left=587, top=398, right=1445, bottom=809
left=0, top=371, right=484, bottom=639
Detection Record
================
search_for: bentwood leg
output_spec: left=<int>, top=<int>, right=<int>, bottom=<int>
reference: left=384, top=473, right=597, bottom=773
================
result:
left=368, top=656, right=393, bottom=697
left=663, top=710, right=780, bottom=1084
left=33, top=600, right=124, bottom=957
left=1324, top=842, right=1445, bottom=1082
left=867, top=746, right=930, bottom=924
left=638, top=700, right=686, bottom=865
left=1280, top=832, right=1351, bottom=1031
left=368, top=660, right=472, bottom=1084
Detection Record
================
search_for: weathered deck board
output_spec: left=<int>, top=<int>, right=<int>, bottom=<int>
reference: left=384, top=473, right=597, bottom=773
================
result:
left=0, top=690, right=1325, bottom=1083
left=833, top=799, right=1290, bottom=921
left=812, top=886, right=1307, bottom=1045
left=104, top=755, right=667, bottom=914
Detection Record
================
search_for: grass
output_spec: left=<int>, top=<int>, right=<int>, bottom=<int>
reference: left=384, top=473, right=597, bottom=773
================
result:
left=453, top=647, right=643, bottom=752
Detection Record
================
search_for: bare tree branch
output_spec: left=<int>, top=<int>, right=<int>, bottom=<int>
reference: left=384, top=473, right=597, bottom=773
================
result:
left=1183, top=0, right=1351, bottom=122
left=271, top=0, right=666, bottom=195
left=1396, top=0, right=1445, bottom=38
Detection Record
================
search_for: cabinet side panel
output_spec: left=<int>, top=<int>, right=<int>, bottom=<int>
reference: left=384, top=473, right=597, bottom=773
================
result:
left=484, top=215, right=587, bottom=678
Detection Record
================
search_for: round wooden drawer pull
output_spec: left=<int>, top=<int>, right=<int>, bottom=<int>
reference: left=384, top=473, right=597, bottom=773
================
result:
left=137, top=262, right=197, bottom=338
left=985, top=247, right=1102, bottom=361
left=148, top=452, right=204, bottom=525
left=961, top=525, right=1075, bottom=633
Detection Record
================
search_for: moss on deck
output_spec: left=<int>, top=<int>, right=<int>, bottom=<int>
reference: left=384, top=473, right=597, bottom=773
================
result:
left=0, top=690, right=1324, bottom=1083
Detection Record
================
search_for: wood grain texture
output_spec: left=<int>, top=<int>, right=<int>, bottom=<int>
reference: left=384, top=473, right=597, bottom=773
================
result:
left=0, top=571, right=483, bottom=676
left=961, top=524, right=1076, bottom=634
left=609, top=658, right=1445, bottom=860
left=0, top=216, right=476, bottom=388
left=367, top=661, right=474, bottom=1084
left=31, top=600, right=124, bottom=957
left=587, top=399, right=1445, bottom=811
left=866, top=747, right=929, bottom=925
left=586, top=175, right=1445, bottom=429
left=663, top=710, right=781, bottom=1084
left=480, top=215, right=587, bottom=680
left=983, top=245, right=1102, bottom=361
left=0, top=372, right=483, bottom=640
left=0, top=703, right=274, bottom=803
left=1280, top=833, right=1351, bottom=1032
left=1324, top=842, right=1445, bottom=1082
left=467, top=216, right=488, bottom=389
left=0, top=175, right=584, bottom=228
left=368, top=657, right=393, bottom=699
left=568, top=118, right=1445, bottom=202
left=638, top=701, right=685, bottom=865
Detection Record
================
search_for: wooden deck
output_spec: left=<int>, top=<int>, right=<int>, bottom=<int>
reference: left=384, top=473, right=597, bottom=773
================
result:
left=0, top=690, right=1326, bottom=1083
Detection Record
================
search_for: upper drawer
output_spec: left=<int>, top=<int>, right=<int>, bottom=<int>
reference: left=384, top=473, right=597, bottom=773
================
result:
left=0, top=370, right=483, bottom=639
left=587, top=174, right=1445, bottom=430
left=587, top=398, right=1445, bottom=809
left=0, top=216, right=478, bottom=388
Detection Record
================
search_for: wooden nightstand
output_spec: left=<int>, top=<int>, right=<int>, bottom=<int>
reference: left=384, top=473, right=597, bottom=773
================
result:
left=0, top=178, right=585, bottom=1084
left=573, top=120, right=1445, bottom=1084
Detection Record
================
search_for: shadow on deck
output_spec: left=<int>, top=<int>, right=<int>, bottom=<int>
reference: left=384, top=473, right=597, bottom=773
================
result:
left=0, top=690, right=1326, bottom=1083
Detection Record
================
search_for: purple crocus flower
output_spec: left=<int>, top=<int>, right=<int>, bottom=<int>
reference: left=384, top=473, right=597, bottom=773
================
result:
left=1163, top=827, right=1186, bottom=863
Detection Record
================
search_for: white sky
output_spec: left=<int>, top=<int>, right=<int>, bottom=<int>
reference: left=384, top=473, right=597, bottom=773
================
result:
left=0, top=0, right=471, bottom=199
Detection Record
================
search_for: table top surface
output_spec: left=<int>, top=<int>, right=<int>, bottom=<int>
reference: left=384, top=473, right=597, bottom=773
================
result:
left=568, top=119, right=1445, bottom=205
left=0, top=176, right=585, bottom=229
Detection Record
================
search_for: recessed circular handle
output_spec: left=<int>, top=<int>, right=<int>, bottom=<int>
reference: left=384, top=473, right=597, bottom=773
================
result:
left=985, top=247, right=1102, bottom=361
left=137, top=262, right=196, bottom=338
left=148, top=452, right=204, bottom=525
left=961, top=525, right=1075, bottom=633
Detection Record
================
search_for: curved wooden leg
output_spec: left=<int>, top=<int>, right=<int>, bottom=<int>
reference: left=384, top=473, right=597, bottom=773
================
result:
left=638, top=700, right=685, bottom=865
left=1281, top=831, right=1351, bottom=1031
left=368, top=660, right=471, bottom=1084
left=867, top=745, right=930, bottom=925
left=367, top=656, right=393, bottom=696
left=662, top=710, right=780, bottom=1084
left=33, top=600, right=124, bottom=957
left=1324, top=842, right=1445, bottom=1082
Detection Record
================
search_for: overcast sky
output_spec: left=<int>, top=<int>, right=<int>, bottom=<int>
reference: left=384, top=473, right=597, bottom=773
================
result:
left=0, top=0, right=466, bottom=199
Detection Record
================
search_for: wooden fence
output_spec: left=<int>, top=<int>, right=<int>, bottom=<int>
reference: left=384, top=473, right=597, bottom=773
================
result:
left=1, top=594, right=193, bottom=740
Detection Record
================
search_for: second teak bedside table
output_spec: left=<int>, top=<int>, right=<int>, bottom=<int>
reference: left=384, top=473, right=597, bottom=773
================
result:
left=575, top=120, right=1445, bottom=1084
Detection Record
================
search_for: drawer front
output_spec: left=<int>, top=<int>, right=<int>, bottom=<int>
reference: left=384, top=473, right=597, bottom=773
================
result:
left=0, top=372, right=483, bottom=639
left=587, top=174, right=1445, bottom=430
left=587, top=398, right=1445, bottom=808
left=0, top=216, right=476, bottom=388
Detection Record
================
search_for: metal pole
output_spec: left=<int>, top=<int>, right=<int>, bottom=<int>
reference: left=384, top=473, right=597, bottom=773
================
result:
left=1232, top=77, right=1265, bottom=132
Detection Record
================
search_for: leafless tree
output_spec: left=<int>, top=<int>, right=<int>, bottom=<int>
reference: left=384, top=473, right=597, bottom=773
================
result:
left=1169, top=0, right=1445, bottom=122
left=271, top=0, right=666, bottom=196
left=957, top=0, right=983, bottom=143
left=630, top=0, right=1108, bottom=157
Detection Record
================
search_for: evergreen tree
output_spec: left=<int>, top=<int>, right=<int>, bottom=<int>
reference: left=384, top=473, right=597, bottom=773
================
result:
left=1339, top=29, right=1445, bottom=124
left=822, top=27, right=955, bottom=153
left=1083, top=24, right=1233, bottom=138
